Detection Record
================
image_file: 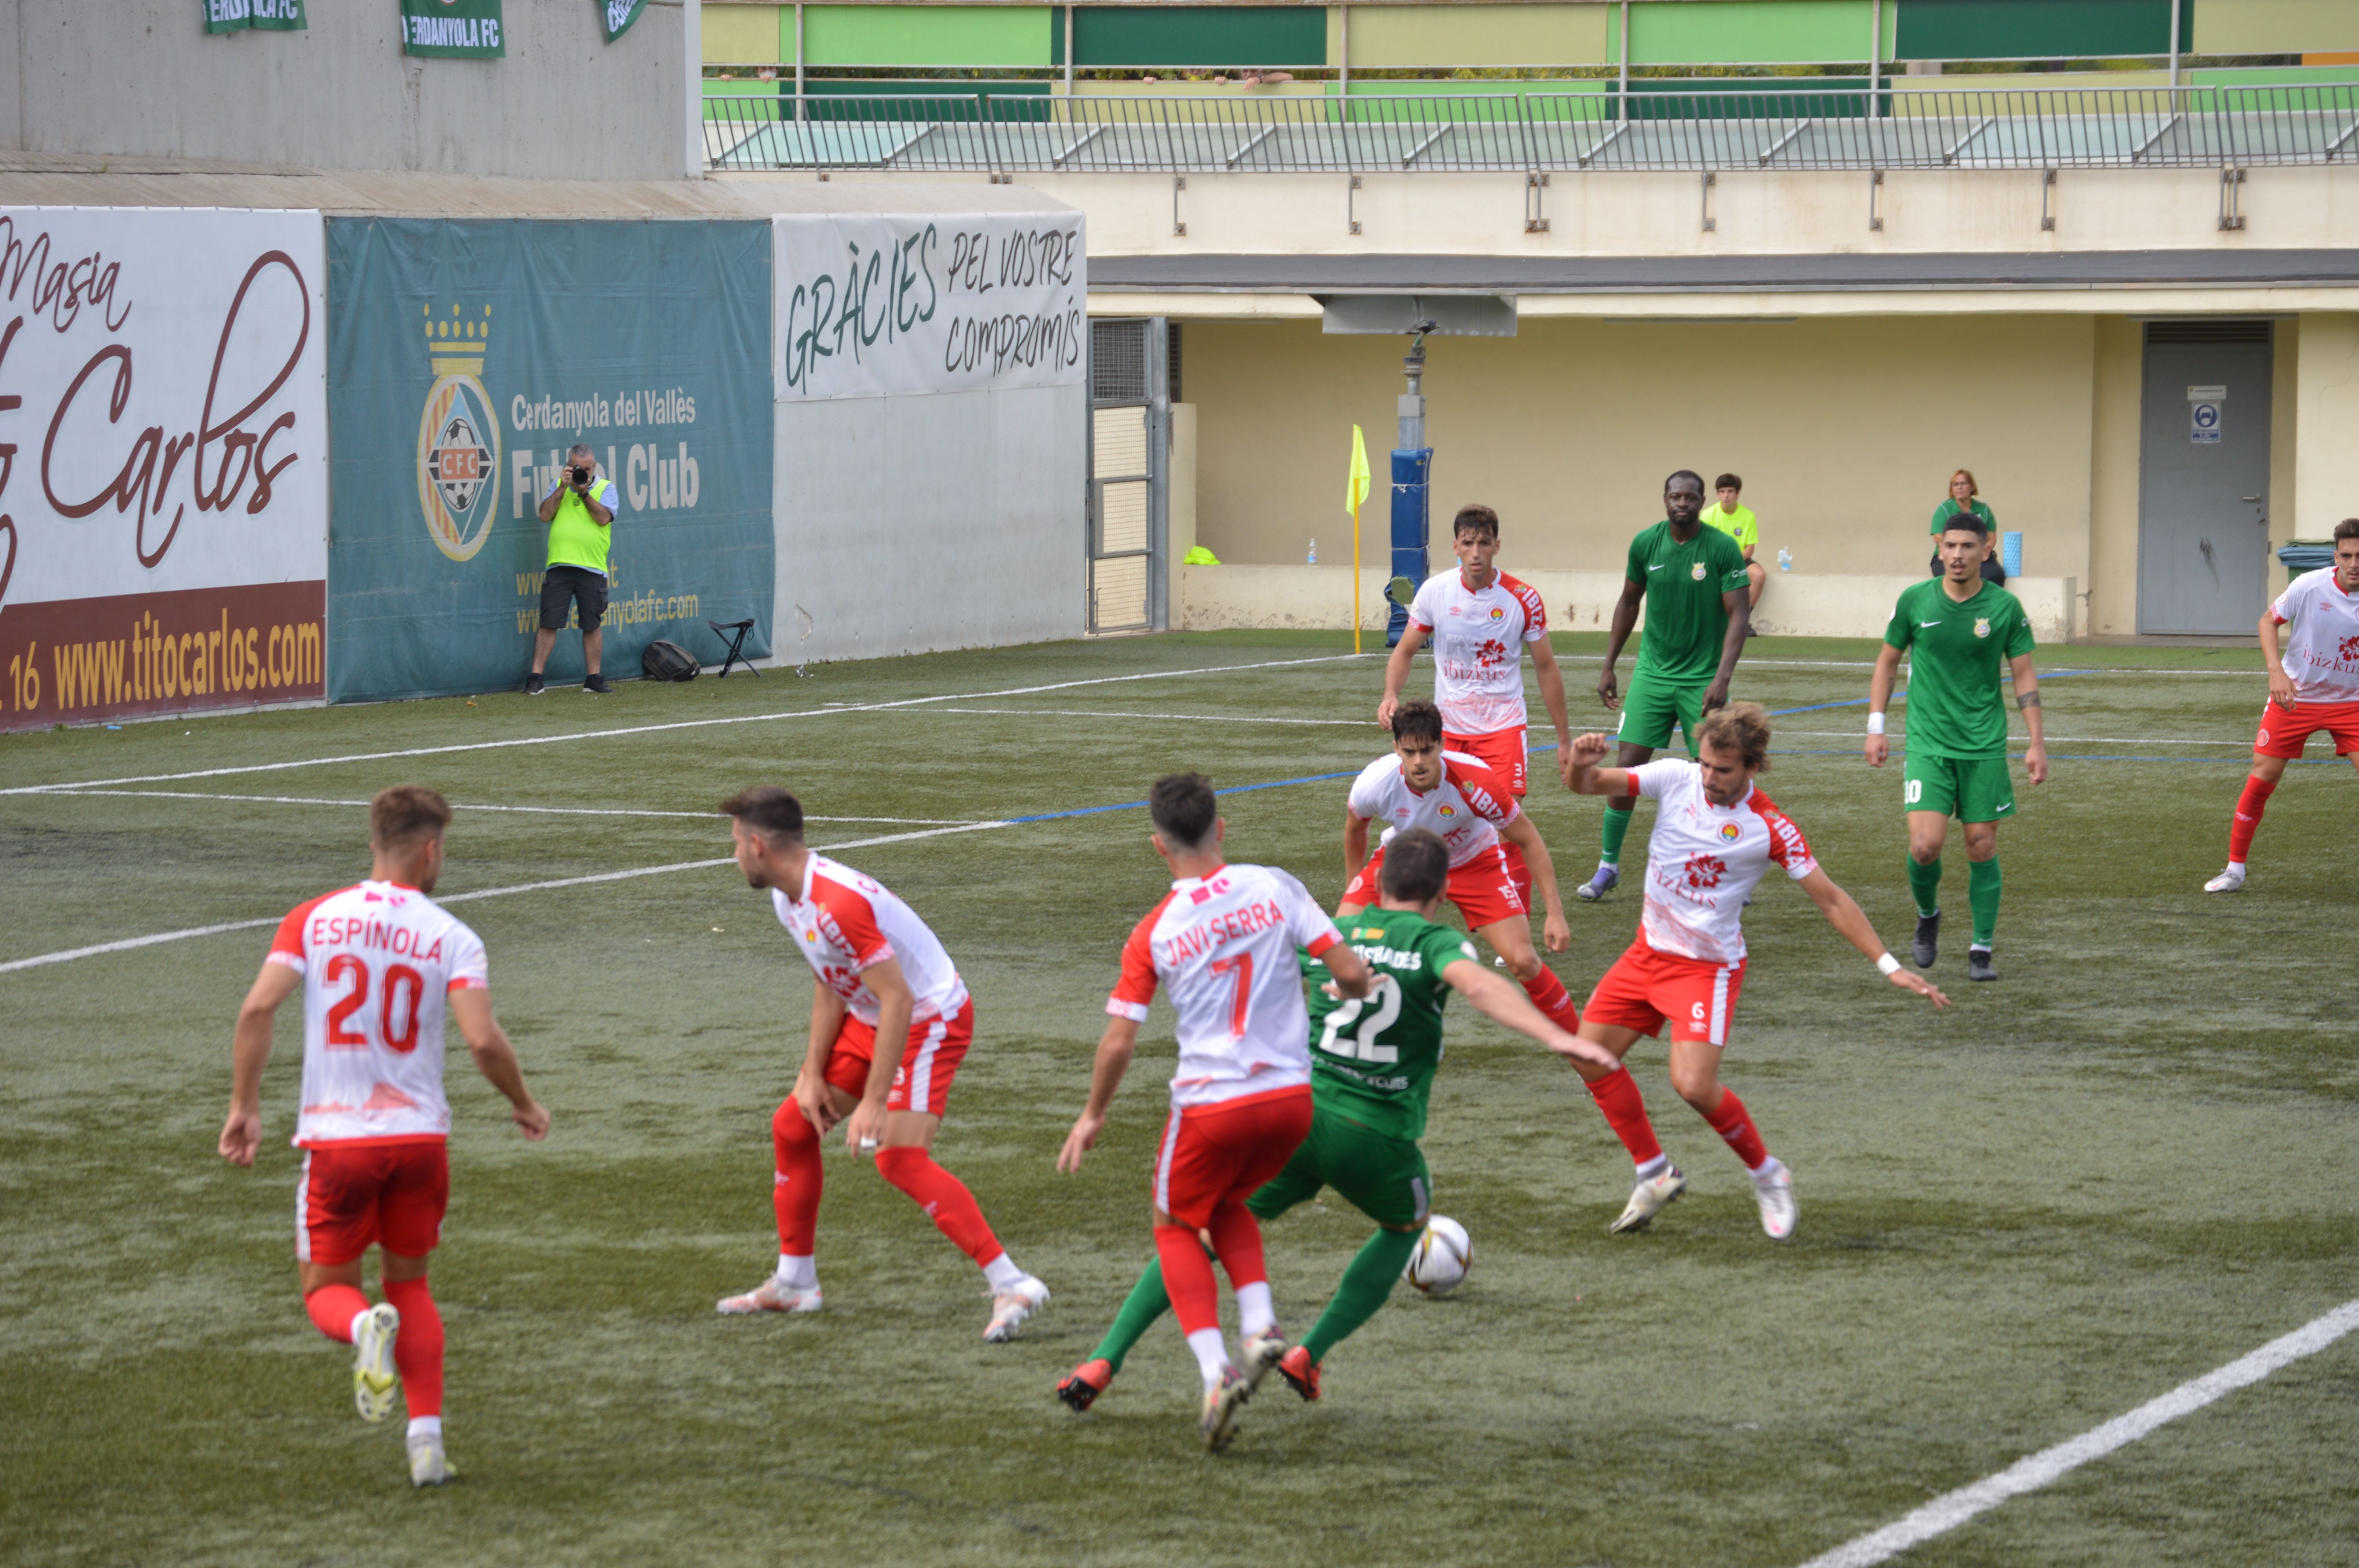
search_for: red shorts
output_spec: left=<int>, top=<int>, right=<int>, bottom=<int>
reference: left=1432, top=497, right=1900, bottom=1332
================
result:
left=818, top=998, right=974, bottom=1116
left=2253, top=700, right=2359, bottom=759
left=295, top=1138, right=448, bottom=1266
left=1153, top=1085, right=1313, bottom=1229
left=1446, top=726, right=1528, bottom=796
left=1583, top=936, right=1748, bottom=1048
left=1345, top=840, right=1527, bottom=929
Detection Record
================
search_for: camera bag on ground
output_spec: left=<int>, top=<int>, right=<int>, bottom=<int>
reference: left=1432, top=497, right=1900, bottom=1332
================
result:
left=641, top=640, right=700, bottom=682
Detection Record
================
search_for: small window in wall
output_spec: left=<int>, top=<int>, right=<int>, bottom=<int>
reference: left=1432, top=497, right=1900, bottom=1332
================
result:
left=1168, top=321, right=1183, bottom=403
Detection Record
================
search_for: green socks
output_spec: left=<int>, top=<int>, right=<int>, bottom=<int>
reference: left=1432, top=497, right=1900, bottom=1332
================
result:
left=1968, top=856, right=2002, bottom=949
left=1907, top=855, right=1944, bottom=920
left=1089, top=1258, right=1172, bottom=1375
left=1303, top=1226, right=1421, bottom=1365
left=1601, top=806, right=1634, bottom=867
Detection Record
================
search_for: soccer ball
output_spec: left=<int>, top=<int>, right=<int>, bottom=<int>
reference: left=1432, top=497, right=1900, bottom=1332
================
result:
left=1403, top=1216, right=1471, bottom=1296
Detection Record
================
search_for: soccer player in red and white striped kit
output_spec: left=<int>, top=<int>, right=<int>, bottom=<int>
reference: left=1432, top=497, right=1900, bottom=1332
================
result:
left=1059, top=772, right=1374, bottom=1450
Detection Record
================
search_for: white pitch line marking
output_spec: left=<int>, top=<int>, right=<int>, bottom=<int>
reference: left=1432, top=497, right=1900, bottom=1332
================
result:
left=1775, top=731, right=2251, bottom=746
left=0, top=820, right=1016, bottom=975
left=0, top=652, right=1371, bottom=799
left=23, top=789, right=980, bottom=823
left=931, top=707, right=1375, bottom=727
left=1794, top=1296, right=2359, bottom=1568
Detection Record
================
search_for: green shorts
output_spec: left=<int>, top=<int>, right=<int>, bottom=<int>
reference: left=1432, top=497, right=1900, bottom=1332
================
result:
left=1616, top=670, right=1708, bottom=753
left=1903, top=752, right=2016, bottom=823
left=1248, top=1105, right=1431, bottom=1230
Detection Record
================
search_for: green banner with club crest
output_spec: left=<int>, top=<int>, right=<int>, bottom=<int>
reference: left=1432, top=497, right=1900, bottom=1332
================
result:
left=602, top=0, right=648, bottom=43
left=400, top=0, right=503, bottom=57
left=202, top=0, right=305, bottom=32
left=325, top=218, right=774, bottom=702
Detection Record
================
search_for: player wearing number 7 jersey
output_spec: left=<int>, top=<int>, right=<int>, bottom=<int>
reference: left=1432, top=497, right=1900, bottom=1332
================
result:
left=218, top=786, right=549, bottom=1490
left=1058, top=773, right=1374, bottom=1452
left=1056, top=829, right=1619, bottom=1415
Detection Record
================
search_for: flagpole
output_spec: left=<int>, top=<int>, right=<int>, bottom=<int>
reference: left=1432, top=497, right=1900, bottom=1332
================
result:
left=1352, top=491, right=1362, bottom=656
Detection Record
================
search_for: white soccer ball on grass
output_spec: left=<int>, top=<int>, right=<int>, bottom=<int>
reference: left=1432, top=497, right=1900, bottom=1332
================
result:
left=1403, top=1216, right=1471, bottom=1296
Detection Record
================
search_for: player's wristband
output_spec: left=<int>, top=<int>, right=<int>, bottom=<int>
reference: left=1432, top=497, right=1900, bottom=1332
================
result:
left=1866, top=712, right=1886, bottom=736
left=1876, top=952, right=1901, bottom=976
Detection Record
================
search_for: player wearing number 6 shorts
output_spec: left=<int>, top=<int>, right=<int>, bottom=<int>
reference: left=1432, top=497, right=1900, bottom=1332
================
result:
left=1340, top=701, right=1582, bottom=1035
left=1058, top=773, right=1375, bottom=1451
left=1056, top=829, right=1619, bottom=1414
left=218, top=786, right=551, bottom=1489
left=1866, top=512, right=2046, bottom=983
left=1563, top=707, right=1947, bottom=1241
left=715, top=786, right=1050, bottom=1342
left=2202, top=518, right=2359, bottom=895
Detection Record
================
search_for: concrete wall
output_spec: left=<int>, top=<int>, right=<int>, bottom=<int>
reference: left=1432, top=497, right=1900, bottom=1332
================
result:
left=2086, top=316, right=2144, bottom=637
left=10, top=0, right=695, bottom=180
left=1181, top=314, right=2099, bottom=587
left=775, top=384, right=1085, bottom=666
left=2292, top=313, right=2359, bottom=544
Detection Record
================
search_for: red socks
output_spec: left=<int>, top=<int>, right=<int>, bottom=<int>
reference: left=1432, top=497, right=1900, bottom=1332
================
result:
left=380, top=1276, right=443, bottom=1419
left=1155, top=1223, right=1223, bottom=1335
left=1521, top=967, right=1581, bottom=1030
left=304, top=1283, right=370, bottom=1343
left=771, top=1099, right=824, bottom=1255
left=1204, top=1200, right=1269, bottom=1290
left=1585, top=1066, right=1663, bottom=1167
left=2230, top=773, right=2277, bottom=862
left=1704, top=1088, right=1770, bottom=1172
left=876, top=1145, right=1003, bottom=1268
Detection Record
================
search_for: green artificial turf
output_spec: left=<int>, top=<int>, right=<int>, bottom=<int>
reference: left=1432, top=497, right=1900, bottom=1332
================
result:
left=2, top=632, right=2354, bottom=1568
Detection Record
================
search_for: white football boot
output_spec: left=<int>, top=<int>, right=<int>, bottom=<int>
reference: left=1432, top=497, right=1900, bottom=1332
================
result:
left=716, top=1276, right=823, bottom=1315
left=407, top=1430, right=455, bottom=1487
left=1608, top=1166, right=1687, bottom=1234
left=983, top=1276, right=1050, bottom=1343
left=1752, top=1161, right=1799, bottom=1241
left=1238, top=1327, right=1291, bottom=1395
left=351, top=1303, right=402, bottom=1423
left=1201, top=1367, right=1250, bottom=1454
left=2204, top=863, right=2246, bottom=894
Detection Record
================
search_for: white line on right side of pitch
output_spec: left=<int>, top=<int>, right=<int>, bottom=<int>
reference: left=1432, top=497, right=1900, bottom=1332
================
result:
left=1794, top=1296, right=2359, bottom=1568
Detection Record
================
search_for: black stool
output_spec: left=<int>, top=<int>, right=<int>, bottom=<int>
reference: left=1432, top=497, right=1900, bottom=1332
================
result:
left=709, top=619, right=759, bottom=679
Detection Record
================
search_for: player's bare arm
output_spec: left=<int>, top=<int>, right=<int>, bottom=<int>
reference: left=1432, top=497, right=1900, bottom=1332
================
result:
left=1377, top=622, right=1430, bottom=728
left=1321, top=939, right=1376, bottom=1001
left=1498, top=810, right=1570, bottom=954
left=1563, top=731, right=1637, bottom=798
left=1057, top=1015, right=1138, bottom=1173
left=1528, top=635, right=1573, bottom=752
left=794, top=984, right=851, bottom=1135
left=1794, top=866, right=1950, bottom=1007
left=1705, top=586, right=1751, bottom=713
left=2260, top=607, right=2297, bottom=709
left=1439, top=958, right=1618, bottom=1070
left=1597, top=579, right=1644, bottom=710
left=448, top=987, right=549, bottom=1140
left=1341, top=810, right=1373, bottom=896
left=843, top=955, right=918, bottom=1153
left=2011, top=653, right=2048, bottom=786
left=219, top=958, right=302, bottom=1167
left=1864, top=644, right=1905, bottom=768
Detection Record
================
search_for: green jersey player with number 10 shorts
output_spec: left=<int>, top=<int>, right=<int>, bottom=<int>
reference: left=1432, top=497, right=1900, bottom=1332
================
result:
left=1865, top=511, right=2047, bottom=984
left=1056, top=830, right=1613, bottom=1421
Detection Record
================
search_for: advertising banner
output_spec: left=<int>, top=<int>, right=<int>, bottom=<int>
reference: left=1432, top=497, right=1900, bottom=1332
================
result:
left=401, top=0, right=503, bottom=58
left=203, top=0, right=305, bottom=33
left=602, top=0, right=648, bottom=43
left=773, top=212, right=1085, bottom=402
left=326, top=219, right=773, bottom=702
left=0, top=208, right=328, bottom=733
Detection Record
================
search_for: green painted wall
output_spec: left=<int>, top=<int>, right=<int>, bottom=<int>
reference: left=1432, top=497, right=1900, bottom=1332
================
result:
left=2195, top=0, right=2359, bottom=55
left=1056, top=5, right=1327, bottom=67
left=703, top=4, right=784, bottom=64
left=804, top=4, right=1053, bottom=67
left=1631, top=1, right=1883, bottom=67
left=1896, top=0, right=2190, bottom=61
left=1331, top=4, right=1608, bottom=69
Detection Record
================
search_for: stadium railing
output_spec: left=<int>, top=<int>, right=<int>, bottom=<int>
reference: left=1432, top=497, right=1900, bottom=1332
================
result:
left=704, top=83, right=2359, bottom=174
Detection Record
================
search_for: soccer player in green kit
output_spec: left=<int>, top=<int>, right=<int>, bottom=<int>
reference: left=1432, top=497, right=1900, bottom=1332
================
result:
left=1579, top=470, right=1754, bottom=902
left=1055, top=829, right=1614, bottom=1421
left=1865, top=512, right=2048, bottom=983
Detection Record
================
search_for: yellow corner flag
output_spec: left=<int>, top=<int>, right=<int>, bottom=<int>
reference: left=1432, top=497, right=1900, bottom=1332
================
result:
left=1347, top=425, right=1372, bottom=654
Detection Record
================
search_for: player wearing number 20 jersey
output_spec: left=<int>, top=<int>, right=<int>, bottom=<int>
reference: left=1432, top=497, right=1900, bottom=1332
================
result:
left=220, top=786, right=547, bottom=1490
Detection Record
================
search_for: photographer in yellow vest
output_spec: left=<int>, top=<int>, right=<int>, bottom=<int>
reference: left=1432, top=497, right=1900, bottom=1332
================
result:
left=527, top=443, right=620, bottom=696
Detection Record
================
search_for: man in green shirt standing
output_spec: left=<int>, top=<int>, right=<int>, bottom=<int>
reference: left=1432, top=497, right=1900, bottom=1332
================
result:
left=1866, top=511, right=2048, bottom=982
left=527, top=443, right=621, bottom=696
left=1580, top=470, right=1753, bottom=902
left=1698, top=472, right=1766, bottom=615
left=1055, top=829, right=1614, bottom=1418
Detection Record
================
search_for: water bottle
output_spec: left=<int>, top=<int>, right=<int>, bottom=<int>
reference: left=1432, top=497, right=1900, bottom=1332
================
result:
left=1777, top=547, right=1793, bottom=573
left=1307, top=537, right=1318, bottom=565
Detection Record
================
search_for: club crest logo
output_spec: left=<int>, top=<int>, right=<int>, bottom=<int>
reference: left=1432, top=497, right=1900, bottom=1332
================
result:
left=1487, top=605, right=1506, bottom=622
left=1719, top=822, right=1741, bottom=843
left=1436, top=804, right=1458, bottom=818
left=416, top=303, right=502, bottom=563
left=1690, top=562, right=1708, bottom=581
left=1974, top=617, right=1991, bottom=639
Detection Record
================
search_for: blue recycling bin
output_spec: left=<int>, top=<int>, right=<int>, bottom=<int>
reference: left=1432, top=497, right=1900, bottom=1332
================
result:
left=1387, top=448, right=1432, bottom=647
left=2278, top=542, right=2334, bottom=582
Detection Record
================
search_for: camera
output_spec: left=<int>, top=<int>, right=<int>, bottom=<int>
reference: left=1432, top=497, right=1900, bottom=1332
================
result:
left=569, top=465, right=592, bottom=486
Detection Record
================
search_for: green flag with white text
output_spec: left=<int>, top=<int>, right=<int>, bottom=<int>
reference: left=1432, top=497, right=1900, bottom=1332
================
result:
left=203, top=0, right=305, bottom=33
left=400, top=0, right=503, bottom=58
left=602, top=0, right=647, bottom=42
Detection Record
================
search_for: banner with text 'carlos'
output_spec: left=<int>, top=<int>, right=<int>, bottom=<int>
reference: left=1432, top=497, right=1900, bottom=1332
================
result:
left=774, top=212, right=1085, bottom=401
left=326, top=219, right=772, bottom=701
left=0, top=207, right=328, bottom=733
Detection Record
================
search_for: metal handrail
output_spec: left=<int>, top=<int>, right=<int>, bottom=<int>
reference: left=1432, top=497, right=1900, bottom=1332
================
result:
left=703, top=84, right=2359, bottom=174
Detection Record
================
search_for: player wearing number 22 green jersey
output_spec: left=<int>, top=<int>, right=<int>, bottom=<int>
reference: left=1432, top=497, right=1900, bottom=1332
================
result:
left=1057, top=831, right=1614, bottom=1419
